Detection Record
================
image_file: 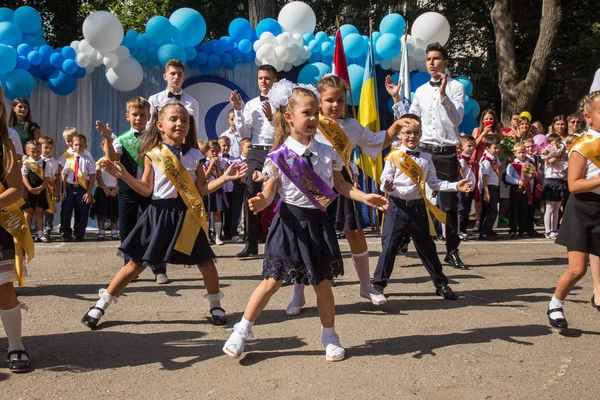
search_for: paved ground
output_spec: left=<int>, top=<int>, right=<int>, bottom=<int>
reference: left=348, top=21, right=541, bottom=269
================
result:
left=1, top=232, right=598, bottom=399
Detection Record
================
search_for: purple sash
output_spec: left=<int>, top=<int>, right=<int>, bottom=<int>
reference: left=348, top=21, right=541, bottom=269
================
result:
left=267, top=144, right=337, bottom=212
left=203, top=158, right=230, bottom=208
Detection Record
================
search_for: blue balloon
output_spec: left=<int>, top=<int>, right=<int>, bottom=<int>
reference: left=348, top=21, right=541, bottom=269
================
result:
left=375, top=33, right=400, bottom=60
left=308, top=39, right=320, bottom=53
left=199, top=41, right=212, bottom=54
left=157, top=44, right=186, bottom=66
left=61, top=46, right=76, bottom=60
left=49, top=52, right=65, bottom=69
left=371, top=32, right=382, bottom=60
left=410, top=71, right=430, bottom=89
left=196, top=51, right=208, bottom=65
left=229, top=47, right=242, bottom=61
left=17, top=43, right=31, bottom=57
left=75, top=66, right=86, bottom=79
left=146, top=16, right=173, bottom=46
left=28, top=64, right=40, bottom=78
left=464, top=96, right=473, bottom=116
left=0, top=44, right=17, bottom=74
left=303, top=33, right=314, bottom=45
left=455, top=76, right=473, bottom=96
left=15, top=55, right=30, bottom=70
left=321, top=54, right=333, bottom=66
left=147, top=44, right=158, bottom=59
left=221, top=52, right=233, bottom=68
left=39, top=44, right=53, bottom=59
left=4, top=69, right=35, bottom=97
left=212, top=39, right=226, bottom=55
left=458, top=116, right=478, bottom=135
left=125, top=30, right=138, bottom=39
left=351, top=52, right=367, bottom=68
left=21, top=33, right=45, bottom=47
left=308, top=52, right=322, bottom=63
left=379, top=14, right=406, bottom=37
left=27, top=50, right=42, bottom=65
left=13, top=6, right=41, bottom=34
left=0, top=22, right=22, bottom=47
left=220, top=36, right=235, bottom=51
left=238, top=39, right=252, bottom=54
left=146, top=56, right=158, bottom=69
left=62, top=59, right=78, bottom=75
left=314, top=32, right=328, bottom=45
left=297, top=62, right=331, bottom=85
left=470, top=98, right=480, bottom=119
left=169, top=8, right=206, bottom=47
left=185, top=46, right=197, bottom=61
left=186, top=59, right=199, bottom=70
left=229, top=18, right=253, bottom=42
left=340, top=24, right=359, bottom=38
left=199, top=64, right=212, bottom=75
left=0, top=7, right=14, bottom=23
left=348, top=64, right=365, bottom=105
left=207, top=54, right=221, bottom=69
left=39, top=63, right=53, bottom=75
left=136, top=34, right=152, bottom=50
left=48, top=70, right=77, bottom=96
left=240, top=51, right=255, bottom=63
left=344, top=33, right=366, bottom=59
left=256, top=18, right=282, bottom=37
left=136, top=50, right=149, bottom=64
left=321, top=41, right=334, bottom=56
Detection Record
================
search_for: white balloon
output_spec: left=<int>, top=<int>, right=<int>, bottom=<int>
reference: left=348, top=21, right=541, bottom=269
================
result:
left=253, top=39, right=263, bottom=52
left=277, top=32, right=292, bottom=47
left=291, top=33, right=303, bottom=46
left=413, top=47, right=426, bottom=62
left=292, top=56, right=304, bottom=67
left=70, top=40, right=80, bottom=52
left=83, top=11, right=124, bottom=53
left=300, top=45, right=311, bottom=59
left=411, top=12, right=451, bottom=48
left=103, top=53, right=119, bottom=69
left=285, top=47, right=298, bottom=63
left=76, top=53, right=90, bottom=67
left=89, top=50, right=103, bottom=67
left=283, top=63, right=293, bottom=72
left=256, top=44, right=275, bottom=61
left=417, top=61, right=428, bottom=72
left=85, top=65, right=96, bottom=74
left=79, top=39, right=95, bottom=55
left=259, top=32, right=276, bottom=45
left=105, top=56, right=143, bottom=92
left=96, top=51, right=104, bottom=62
left=115, top=45, right=130, bottom=60
left=275, top=45, right=290, bottom=61
left=278, top=1, right=316, bottom=34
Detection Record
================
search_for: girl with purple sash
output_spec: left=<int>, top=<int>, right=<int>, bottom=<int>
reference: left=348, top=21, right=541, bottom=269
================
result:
left=223, top=81, right=388, bottom=362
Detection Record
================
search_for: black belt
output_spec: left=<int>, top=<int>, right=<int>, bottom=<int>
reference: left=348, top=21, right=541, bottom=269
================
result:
left=252, top=145, right=271, bottom=151
left=67, top=183, right=80, bottom=188
left=393, top=197, right=424, bottom=207
left=419, top=143, right=456, bottom=155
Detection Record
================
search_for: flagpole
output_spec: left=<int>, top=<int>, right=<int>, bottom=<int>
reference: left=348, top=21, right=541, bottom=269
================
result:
left=369, top=16, right=381, bottom=232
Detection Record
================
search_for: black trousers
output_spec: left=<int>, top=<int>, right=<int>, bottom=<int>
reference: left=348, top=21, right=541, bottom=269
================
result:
left=419, top=147, right=460, bottom=253
left=459, top=191, right=474, bottom=233
left=509, top=186, right=534, bottom=234
left=373, top=197, right=449, bottom=289
left=222, top=189, right=244, bottom=237
left=480, top=185, right=499, bottom=236
left=244, top=148, right=268, bottom=249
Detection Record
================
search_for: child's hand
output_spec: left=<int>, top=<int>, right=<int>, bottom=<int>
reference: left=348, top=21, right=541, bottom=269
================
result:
left=483, top=187, right=490, bottom=202
left=457, top=179, right=472, bottom=193
left=95, top=121, right=113, bottom=139
left=55, top=195, right=60, bottom=203
left=223, top=162, right=248, bottom=181
left=518, top=180, right=524, bottom=188
left=383, top=180, right=394, bottom=192
left=83, top=193, right=92, bottom=204
left=62, top=191, right=67, bottom=201
left=110, top=188, right=118, bottom=197
left=103, top=160, right=125, bottom=179
left=363, top=193, right=389, bottom=211
left=248, top=193, right=269, bottom=214
left=102, top=186, right=110, bottom=197
left=252, top=170, right=267, bottom=182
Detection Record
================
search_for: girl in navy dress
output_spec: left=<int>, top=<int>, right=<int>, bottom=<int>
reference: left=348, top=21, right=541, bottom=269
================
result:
left=81, top=103, right=246, bottom=329
left=548, top=92, right=600, bottom=329
left=223, top=81, right=388, bottom=362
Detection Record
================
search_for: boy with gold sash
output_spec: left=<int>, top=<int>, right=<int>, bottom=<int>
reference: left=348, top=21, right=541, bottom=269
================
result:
left=21, top=140, right=52, bottom=243
left=372, top=114, right=472, bottom=300
left=39, top=136, right=59, bottom=241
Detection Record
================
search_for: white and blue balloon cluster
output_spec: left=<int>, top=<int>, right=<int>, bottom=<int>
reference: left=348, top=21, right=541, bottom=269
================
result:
left=0, top=6, right=87, bottom=98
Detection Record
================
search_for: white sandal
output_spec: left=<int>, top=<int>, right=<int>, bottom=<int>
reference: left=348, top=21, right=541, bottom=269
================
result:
left=322, top=333, right=345, bottom=362
left=360, top=287, right=387, bottom=305
left=223, top=323, right=253, bottom=359
left=285, top=298, right=305, bottom=316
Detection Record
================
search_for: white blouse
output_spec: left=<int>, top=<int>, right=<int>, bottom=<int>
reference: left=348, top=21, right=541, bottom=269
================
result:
left=151, top=147, right=204, bottom=200
left=315, top=117, right=386, bottom=159
left=263, top=136, right=343, bottom=209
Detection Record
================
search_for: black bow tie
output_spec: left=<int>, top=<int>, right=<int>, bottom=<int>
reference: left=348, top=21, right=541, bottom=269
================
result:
left=259, top=95, right=268, bottom=102
left=429, top=80, right=442, bottom=87
left=406, top=150, right=421, bottom=157
left=222, top=154, right=230, bottom=158
left=168, top=92, right=182, bottom=100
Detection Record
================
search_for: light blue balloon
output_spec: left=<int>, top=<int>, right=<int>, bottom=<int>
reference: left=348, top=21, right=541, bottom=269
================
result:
left=455, top=76, right=473, bottom=96
left=470, top=98, right=480, bottom=119
left=4, top=69, right=35, bottom=97
left=340, top=24, right=358, bottom=38
left=308, top=51, right=322, bottom=63
left=169, top=8, right=206, bottom=47
left=314, top=31, right=328, bottom=45
left=62, top=59, right=78, bottom=75
left=13, top=6, right=42, bottom=34
left=344, top=33, right=366, bottom=59
left=410, top=71, right=430, bottom=89
left=48, top=70, right=77, bottom=96
left=321, top=54, right=333, bottom=65
left=256, top=18, right=282, bottom=37
left=379, top=14, right=406, bottom=37
left=308, top=39, right=320, bottom=53
left=196, top=51, right=208, bottom=65
left=185, top=46, right=197, bottom=61
left=238, top=39, right=252, bottom=54
left=146, top=16, right=173, bottom=46
left=125, top=30, right=138, bottom=39
left=0, top=44, right=17, bottom=74
left=39, top=44, right=53, bottom=60
left=61, top=46, right=76, bottom=60
left=27, top=50, right=42, bottom=65
left=0, top=22, right=22, bottom=47
left=49, top=52, right=65, bottom=69
left=0, top=7, right=14, bottom=23
left=229, top=18, right=253, bottom=42
left=348, top=64, right=365, bottom=105
left=375, top=33, right=400, bottom=60
left=298, top=62, right=331, bottom=85
left=17, top=43, right=31, bottom=56
left=15, top=55, right=30, bottom=70
left=303, top=33, right=314, bottom=45
left=321, top=41, right=334, bottom=56
left=157, top=44, right=186, bottom=67
left=352, top=52, right=367, bottom=68
left=136, top=34, right=152, bottom=50
left=464, top=95, right=473, bottom=115
left=207, top=54, right=221, bottom=69
left=459, top=116, right=478, bottom=135
left=371, top=31, right=382, bottom=60
left=136, top=50, right=149, bottom=64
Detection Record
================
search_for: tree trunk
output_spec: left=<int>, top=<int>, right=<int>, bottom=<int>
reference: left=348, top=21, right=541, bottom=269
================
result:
left=491, top=0, right=563, bottom=125
left=248, top=0, right=277, bottom=26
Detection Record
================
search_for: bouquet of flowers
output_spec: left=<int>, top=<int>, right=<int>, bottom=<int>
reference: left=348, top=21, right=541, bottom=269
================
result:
left=522, top=163, right=536, bottom=179
left=500, top=135, right=515, bottom=160
left=539, top=142, right=565, bottom=159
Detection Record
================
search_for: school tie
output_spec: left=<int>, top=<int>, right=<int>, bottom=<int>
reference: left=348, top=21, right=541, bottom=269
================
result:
left=73, top=155, right=80, bottom=183
left=168, top=92, right=182, bottom=100
left=302, top=149, right=313, bottom=170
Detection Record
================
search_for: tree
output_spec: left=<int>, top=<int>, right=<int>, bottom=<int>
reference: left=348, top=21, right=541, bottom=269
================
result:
left=248, top=0, right=277, bottom=26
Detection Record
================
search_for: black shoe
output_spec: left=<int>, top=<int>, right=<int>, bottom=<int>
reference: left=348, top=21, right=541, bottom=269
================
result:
left=62, top=236, right=72, bottom=242
left=479, top=234, right=497, bottom=241
left=444, top=251, right=469, bottom=270
left=7, top=350, right=30, bottom=373
left=592, top=295, right=600, bottom=311
left=74, top=236, right=84, bottom=242
left=436, top=285, right=458, bottom=300
left=528, top=230, right=540, bottom=238
left=490, top=231, right=499, bottom=237
left=236, top=244, right=258, bottom=257
left=209, top=307, right=227, bottom=326
left=372, top=284, right=385, bottom=295
left=547, top=307, right=568, bottom=329
left=81, top=306, right=104, bottom=330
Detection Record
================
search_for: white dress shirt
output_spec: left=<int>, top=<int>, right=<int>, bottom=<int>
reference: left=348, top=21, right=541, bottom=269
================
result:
left=148, top=89, right=200, bottom=135
left=61, top=153, right=96, bottom=184
left=380, top=145, right=458, bottom=200
left=151, top=148, right=203, bottom=200
left=97, top=165, right=118, bottom=188
left=111, top=131, right=144, bottom=180
left=234, top=97, right=275, bottom=146
left=571, top=129, right=600, bottom=194
left=21, top=157, right=52, bottom=178
left=41, top=156, right=60, bottom=178
left=458, top=153, right=476, bottom=187
left=478, top=151, right=500, bottom=190
left=393, top=77, right=465, bottom=147
left=542, top=153, right=568, bottom=180
left=263, top=136, right=343, bottom=209
left=8, top=127, right=24, bottom=155
left=58, top=148, right=93, bottom=167
left=220, top=128, right=242, bottom=158
left=315, top=117, right=387, bottom=159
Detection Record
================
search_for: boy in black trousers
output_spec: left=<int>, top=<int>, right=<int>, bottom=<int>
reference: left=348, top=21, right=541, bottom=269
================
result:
left=478, top=136, right=501, bottom=241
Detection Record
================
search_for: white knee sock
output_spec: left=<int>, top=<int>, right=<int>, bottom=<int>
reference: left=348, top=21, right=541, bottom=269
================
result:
left=544, top=202, right=560, bottom=233
left=235, top=316, right=254, bottom=337
left=0, top=303, right=25, bottom=352
left=87, top=289, right=116, bottom=319
left=214, top=222, right=222, bottom=239
left=352, top=251, right=374, bottom=289
left=548, top=295, right=565, bottom=320
left=205, top=291, right=224, bottom=317
left=288, top=283, right=305, bottom=307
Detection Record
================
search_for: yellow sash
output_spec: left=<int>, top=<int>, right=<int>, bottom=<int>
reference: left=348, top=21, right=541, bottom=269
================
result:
left=66, top=154, right=90, bottom=191
left=385, top=149, right=447, bottom=235
left=0, top=182, right=35, bottom=287
left=24, top=160, right=55, bottom=214
left=318, top=116, right=352, bottom=173
left=146, top=146, right=208, bottom=255
left=571, top=133, right=600, bottom=169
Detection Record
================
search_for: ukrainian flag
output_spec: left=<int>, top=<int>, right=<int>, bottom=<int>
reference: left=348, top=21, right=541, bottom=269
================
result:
left=356, top=41, right=383, bottom=184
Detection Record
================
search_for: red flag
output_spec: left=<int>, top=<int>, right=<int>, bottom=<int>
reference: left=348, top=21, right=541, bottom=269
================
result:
left=332, top=30, right=351, bottom=89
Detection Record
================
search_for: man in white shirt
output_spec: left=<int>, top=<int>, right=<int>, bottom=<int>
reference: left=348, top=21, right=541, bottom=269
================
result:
left=148, top=59, right=200, bottom=134
left=388, top=43, right=468, bottom=270
left=229, top=65, right=278, bottom=257
left=220, top=109, right=242, bottom=158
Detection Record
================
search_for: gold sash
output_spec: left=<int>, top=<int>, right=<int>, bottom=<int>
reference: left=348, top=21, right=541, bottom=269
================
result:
left=146, top=146, right=208, bottom=255
left=66, top=154, right=90, bottom=191
left=318, top=116, right=352, bottom=173
left=24, top=159, right=55, bottom=214
left=0, top=182, right=35, bottom=287
left=385, top=149, right=447, bottom=235
left=571, top=133, right=600, bottom=169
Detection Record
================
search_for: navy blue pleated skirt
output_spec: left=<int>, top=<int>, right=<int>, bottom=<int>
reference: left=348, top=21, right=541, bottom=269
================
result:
left=263, top=202, right=343, bottom=286
left=120, top=197, right=215, bottom=266
left=330, top=168, right=366, bottom=232
left=555, top=192, right=600, bottom=256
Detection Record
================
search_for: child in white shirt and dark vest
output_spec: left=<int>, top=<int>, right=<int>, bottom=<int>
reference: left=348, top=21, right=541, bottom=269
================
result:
left=21, top=140, right=52, bottom=243
left=478, top=135, right=501, bottom=240
left=457, top=135, right=478, bottom=239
